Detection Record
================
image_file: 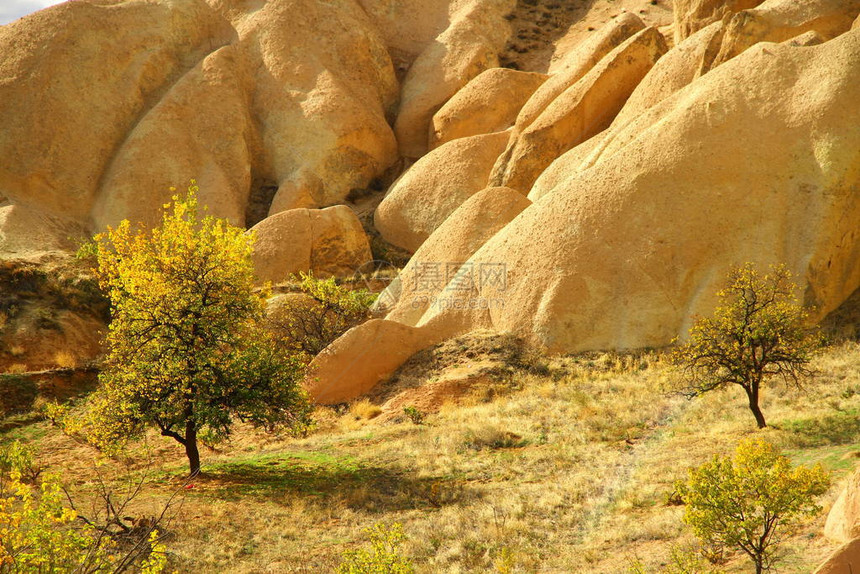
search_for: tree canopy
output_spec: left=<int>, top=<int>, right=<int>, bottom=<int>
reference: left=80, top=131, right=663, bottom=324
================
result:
left=676, top=438, right=829, bottom=574
left=673, top=263, right=821, bottom=428
left=79, top=183, right=311, bottom=475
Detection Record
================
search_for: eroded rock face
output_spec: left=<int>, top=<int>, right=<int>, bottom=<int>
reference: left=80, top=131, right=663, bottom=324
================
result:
left=490, top=27, right=668, bottom=193
left=381, top=186, right=531, bottom=325
left=429, top=68, right=547, bottom=149
left=712, top=0, right=860, bottom=66
left=672, top=0, right=764, bottom=42
left=415, top=28, right=860, bottom=353
left=249, top=206, right=371, bottom=285
left=0, top=0, right=516, bottom=258
left=393, top=0, right=514, bottom=158
left=514, top=13, right=646, bottom=133
left=374, top=131, right=510, bottom=253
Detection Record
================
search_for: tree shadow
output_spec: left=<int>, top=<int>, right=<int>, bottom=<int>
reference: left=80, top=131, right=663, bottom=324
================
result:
left=198, top=453, right=475, bottom=512
left=778, top=412, right=860, bottom=448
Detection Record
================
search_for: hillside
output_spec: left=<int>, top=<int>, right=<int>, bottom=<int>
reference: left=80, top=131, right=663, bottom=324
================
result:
left=3, top=339, right=859, bottom=572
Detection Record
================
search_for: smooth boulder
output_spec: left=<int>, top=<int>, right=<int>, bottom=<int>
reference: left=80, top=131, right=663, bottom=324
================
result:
left=374, top=131, right=510, bottom=253
left=250, top=206, right=371, bottom=284
left=429, top=68, right=547, bottom=149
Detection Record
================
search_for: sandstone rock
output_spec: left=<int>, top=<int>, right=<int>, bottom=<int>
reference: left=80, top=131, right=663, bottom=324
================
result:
left=382, top=186, right=531, bottom=325
left=242, top=0, right=399, bottom=213
left=0, top=0, right=401, bottom=248
left=415, top=29, right=860, bottom=353
left=393, top=0, right=514, bottom=158
left=355, top=0, right=457, bottom=62
left=855, top=13, right=860, bottom=29
left=429, top=68, right=547, bottom=149
left=374, top=131, right=510, bottom=253
left=825, top=467, right=860, bottom=543
left=673, top=0, right=763, bottom=42
left=514, top=13, right=646, bottom=133
left=713, top=0, right=860, bottom=66
left=0, top=0, right=229, bottom=222
left=250, top=206, right=371, bottom=285
left=613, top=21, right=725, bottom=127
left=304, top=319, right=445, bottom=404
left=0, top=204, right=86, bottom=255
left=490, top=27, right=668, bottom=193
left=813, top=538, right=860, bottom=574
left=91, top=45, right=253, bottom=231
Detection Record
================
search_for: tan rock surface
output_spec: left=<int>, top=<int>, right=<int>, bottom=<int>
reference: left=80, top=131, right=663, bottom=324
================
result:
left=250, top=206, right=371, bottom=285
left=381, top=186, right=531, bottom=325
left=825, top=467, right=860, bottom=543
left=0, top=0, right=400, bottom=246
left=91, top=45, right=253, bottom=231
left=416, top=29, right=860, bottom=353
left=393, top=0, right=514, bottom=158
left=429, top=68, right=547, bottom=149
left=490, top=27, right=668, bottom=193
left=813, top=538, right=860, bottom=574
left=240, top=0, right=399, bottom=214
left=514, top=13, right=646, bottom=132
left=613, top=21, right=725, bottom=127
left=374, top=131, right=510, bottom=253
left=304, top=319, right=449, bottom=404
left=0, top=0, right=229, bottom=222
left=673, top=0, right=763, bottom=42
left=713, top=0, right=860, bottom=66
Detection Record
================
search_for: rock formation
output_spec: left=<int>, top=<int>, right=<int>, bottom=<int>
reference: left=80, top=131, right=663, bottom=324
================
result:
left=374, top=131, right=510, bottom=253
left=3, top=0, right=860, bottom=408
left=249, top=206, right=371, bottom=285
left=429, top=68, right=547, bottom=149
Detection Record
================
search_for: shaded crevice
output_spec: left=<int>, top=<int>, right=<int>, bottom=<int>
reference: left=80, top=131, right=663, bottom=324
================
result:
left=821, top=286, right=860, bottom=341
left=245, top=176, right=279, bottom=228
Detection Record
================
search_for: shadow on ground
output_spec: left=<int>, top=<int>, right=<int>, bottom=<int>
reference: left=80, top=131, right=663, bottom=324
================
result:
left=198, top=451, right=474, bottom=512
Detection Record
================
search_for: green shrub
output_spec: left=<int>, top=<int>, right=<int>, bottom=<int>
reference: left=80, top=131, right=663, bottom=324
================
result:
left=269, top=272, right=375, bottom=359
left=676, top=438, right=829, bottom=574
left=402, top=406, right=424, bottom=425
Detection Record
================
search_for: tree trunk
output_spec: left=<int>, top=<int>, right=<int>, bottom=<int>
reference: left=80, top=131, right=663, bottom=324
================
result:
left=746, top=383, right=767, bottom=429
left=185, top=420, right=201, bottom=477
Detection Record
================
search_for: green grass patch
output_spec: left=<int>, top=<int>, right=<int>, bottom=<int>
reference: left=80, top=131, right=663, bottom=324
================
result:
left=777, top=410, right=860, bottom=447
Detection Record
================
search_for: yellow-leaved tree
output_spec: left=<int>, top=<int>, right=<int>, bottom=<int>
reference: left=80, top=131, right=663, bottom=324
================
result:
left=78, top=183, right=312, bottom=476
left=676, top=438, right=829, bottom=574
left=673, top=264, right=821, bottom=428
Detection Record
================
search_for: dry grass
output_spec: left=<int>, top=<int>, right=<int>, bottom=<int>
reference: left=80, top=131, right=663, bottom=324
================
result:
left=5, top=363, right=28, bottom=374
left=349, top=399, right=383, bottom=421
left=53, top=350, right=77, bottom=369
left=2, top=342, right=859, bottom=572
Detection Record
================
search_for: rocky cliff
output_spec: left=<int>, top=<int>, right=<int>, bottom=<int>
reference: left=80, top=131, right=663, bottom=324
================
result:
left=1, top=0, right=859, bottom=387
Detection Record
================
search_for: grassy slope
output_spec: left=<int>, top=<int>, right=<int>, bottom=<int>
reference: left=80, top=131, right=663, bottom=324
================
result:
left=4, top=342, right=860, bottom=573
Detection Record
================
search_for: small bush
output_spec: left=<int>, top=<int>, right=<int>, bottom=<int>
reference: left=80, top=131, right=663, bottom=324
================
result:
left=0, top=440, right=41, bottom=483
left=337, top=523, right=414, bottom=574
left=0, top=470, right=169, bottom=573
left=403, top=406, right=424, bottom=425
left=462, top=427, right=524, bottom=451
left=269, top=272, right=375, bottom=359
left=54, top=350, right=77, bottom=369
left=676, top=438, right=829, bottom=573
left=351, top=399, right=382, bottom=421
